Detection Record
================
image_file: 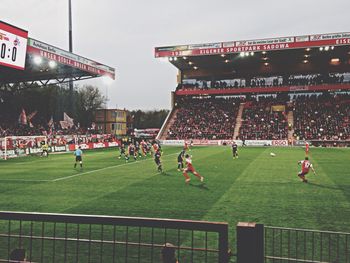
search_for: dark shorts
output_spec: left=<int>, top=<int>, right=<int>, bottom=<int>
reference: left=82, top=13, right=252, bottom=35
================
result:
left=76, top=156, right=82, bottom=162
left=298, top=171, right=308, bottom=176
left=155, top=159, right=161, bottom=165
left=177, top=157, right=183, bottom=163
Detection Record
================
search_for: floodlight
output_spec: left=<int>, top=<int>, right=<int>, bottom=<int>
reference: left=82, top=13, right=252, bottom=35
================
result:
left=33, top=56, right=43, bottom=65
left=48, top=61, right=57, bottom=69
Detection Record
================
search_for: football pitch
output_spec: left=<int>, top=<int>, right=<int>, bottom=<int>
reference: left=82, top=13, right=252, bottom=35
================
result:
left=1, top=145, right=350, bottom=246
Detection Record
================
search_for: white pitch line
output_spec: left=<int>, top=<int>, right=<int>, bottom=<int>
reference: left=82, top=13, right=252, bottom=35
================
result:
left=0, top=178, right=52, bottom=182
left=52, top=152, right=178, bottom=182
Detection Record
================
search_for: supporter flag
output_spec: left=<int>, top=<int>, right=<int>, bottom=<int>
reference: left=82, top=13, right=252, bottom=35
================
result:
left=18, top=109, right=27, bottom=125
left=27, top=111, right=38, bottom=122
left=63, top=112, right=74, bottom=128
left=48, top=116, right=54, bottom=128
left=60, top=121, right=70, bottom=129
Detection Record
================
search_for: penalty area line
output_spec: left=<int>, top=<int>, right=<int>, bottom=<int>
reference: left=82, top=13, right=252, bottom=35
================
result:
left=52, top=152, right=178, bottom=182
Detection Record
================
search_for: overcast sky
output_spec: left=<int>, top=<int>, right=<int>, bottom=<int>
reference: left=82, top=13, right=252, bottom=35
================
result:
left=2, top=0, right=350, bottom=110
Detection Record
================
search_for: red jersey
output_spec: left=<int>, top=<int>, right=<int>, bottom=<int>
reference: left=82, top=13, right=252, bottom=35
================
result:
left=300, top=160, right=312, bottom=173
left=153, top=143, right=159, bottom=151
left=185, top=157, right=195, bottom=171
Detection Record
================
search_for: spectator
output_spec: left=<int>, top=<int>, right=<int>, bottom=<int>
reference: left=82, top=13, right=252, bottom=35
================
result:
left=161, top=243, right=179, bottom=263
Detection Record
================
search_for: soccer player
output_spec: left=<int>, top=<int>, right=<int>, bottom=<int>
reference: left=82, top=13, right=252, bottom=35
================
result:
left=140, top=140, right=147, bottom=156
left=135, top=141, right=142, bottom=158
left=184, top=141, right=190, bottom=151
left=183, top=154, right=204, bottom=184
left=297, top=157, right=316, bottom=183
left=74, top=146, right=83, bottom=169
left=118, top=144, right=127, bottom=160
left=128, top=143, right=137, bottom=161
left=232, top=141, right=238, bottom=159
left=41, top=142, right=49, bottom=157
left=154, top=149, right=163, bottom=173
left=177, top=150, right=185, bottom=171
left=305, top=141, right=309, bottom=157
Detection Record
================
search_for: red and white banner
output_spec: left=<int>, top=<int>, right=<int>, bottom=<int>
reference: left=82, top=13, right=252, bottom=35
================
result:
left=155, top=32, right=350, bottom=58
left=27, top=38, right=115, bottom=79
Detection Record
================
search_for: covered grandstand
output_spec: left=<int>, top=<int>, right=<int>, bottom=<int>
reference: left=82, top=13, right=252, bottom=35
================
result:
left=0, top=20, right=116, bottom=158
left=155, top=32, right=350, bottom=146
left=0, top=20, right=115, bottom=88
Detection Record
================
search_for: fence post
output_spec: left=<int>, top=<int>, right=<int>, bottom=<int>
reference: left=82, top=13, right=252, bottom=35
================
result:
left=237, top=222, right=264, bottom=263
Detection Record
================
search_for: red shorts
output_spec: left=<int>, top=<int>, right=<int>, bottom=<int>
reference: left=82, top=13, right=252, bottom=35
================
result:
left=185, top=166, right=195, bottom=173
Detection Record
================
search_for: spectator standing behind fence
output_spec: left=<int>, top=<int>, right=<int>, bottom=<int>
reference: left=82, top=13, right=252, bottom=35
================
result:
left=161, top=243, right=179, bottom=263
left=10, top=248, right=28, bottom=262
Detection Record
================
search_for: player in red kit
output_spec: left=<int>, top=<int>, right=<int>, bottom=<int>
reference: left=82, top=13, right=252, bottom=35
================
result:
left=305, top=141, right=309, bottom=156
left=183, top=154, right=204, bottom=184
left=297, top=157, right=316, bottom=183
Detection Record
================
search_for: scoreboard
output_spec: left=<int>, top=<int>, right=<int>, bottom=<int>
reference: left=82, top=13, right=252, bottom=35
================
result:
left=0, top=21, right=28, bottom=70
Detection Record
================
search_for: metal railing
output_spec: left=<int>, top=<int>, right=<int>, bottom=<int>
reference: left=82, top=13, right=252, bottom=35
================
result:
left=0, top=211, right=229, bottom=263
left=265, top=226, right=350, bottom=263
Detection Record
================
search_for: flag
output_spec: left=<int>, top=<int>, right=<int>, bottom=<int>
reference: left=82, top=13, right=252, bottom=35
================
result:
left=18, top=109, right=27, bottom=125
left=63, top=112, right=74, bottom=128
left=48, top=116, right=54, bottom=128
left=60, top=121, right=70, bottom=129
left=27, top=111, right=38, bottom=122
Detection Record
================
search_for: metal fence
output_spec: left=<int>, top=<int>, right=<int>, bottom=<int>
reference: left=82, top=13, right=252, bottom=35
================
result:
left=0, top=211, right=229, bottom=263
left=265, top=226, right=350, bottom=263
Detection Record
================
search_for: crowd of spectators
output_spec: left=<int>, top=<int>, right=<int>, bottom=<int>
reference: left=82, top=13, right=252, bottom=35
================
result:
left=293, top=93, right=350, bottom=140
left=238, top=96, right=289, bottom=140
left=167, top=97, right=240, bottom=140
left=178, top=72, right=349, bottom=91
left=0, top=121, right=99, bottom=138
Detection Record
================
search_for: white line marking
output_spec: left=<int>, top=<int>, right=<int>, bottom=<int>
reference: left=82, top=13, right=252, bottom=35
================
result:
left=0, top=178, right=51, bottom=182
left=52, top=152, right=178, bottom=182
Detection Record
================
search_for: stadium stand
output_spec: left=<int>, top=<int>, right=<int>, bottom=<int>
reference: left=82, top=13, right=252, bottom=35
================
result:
left=238, top=96, right=289, bottom=140
left=178, top=72, right=349, bottom=90
left=292, top=93, right=350, bottom=140
left=166, top=97, right=240, bottom=140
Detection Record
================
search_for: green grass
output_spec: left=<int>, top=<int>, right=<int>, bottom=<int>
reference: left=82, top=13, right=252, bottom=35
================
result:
left=0, top=146, right=349, bottom=262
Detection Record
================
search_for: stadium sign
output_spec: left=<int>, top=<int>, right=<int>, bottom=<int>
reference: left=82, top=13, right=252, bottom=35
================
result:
left=155, top=32, right=350, bottom=57
left=245, top=140, right=272, bottom=146
left=27, top=38, right=115, bottom=79
left=0, top=21, right=28, bottom=70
